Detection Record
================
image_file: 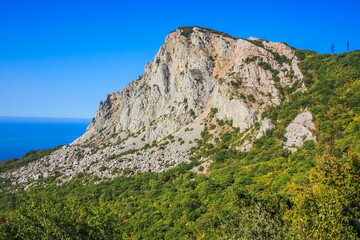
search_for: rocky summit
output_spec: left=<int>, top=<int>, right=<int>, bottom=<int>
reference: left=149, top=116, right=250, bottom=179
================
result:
left=1, top=26, right=315, bottom=187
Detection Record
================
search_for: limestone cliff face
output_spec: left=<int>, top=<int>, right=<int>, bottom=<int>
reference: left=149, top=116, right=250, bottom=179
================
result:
left=1, top=27, right=306, bottom=186
left=75, top=26, right=303, bottom=146
left=284, top=110, right=316, bottom=152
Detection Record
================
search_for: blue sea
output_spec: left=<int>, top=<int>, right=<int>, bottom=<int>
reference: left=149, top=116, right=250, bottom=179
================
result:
left=0, top=116, right=91, bottom=161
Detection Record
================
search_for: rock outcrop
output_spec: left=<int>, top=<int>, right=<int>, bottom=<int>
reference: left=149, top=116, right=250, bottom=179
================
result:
left=256, top=118, right=275, bottom=139
left=236, top=117, right=275, bottom=152
left=284, top=109, right=316, bottom=151
left=75, top=27, right=303, bottom=145
left=1, top=27, right=304, bottom=186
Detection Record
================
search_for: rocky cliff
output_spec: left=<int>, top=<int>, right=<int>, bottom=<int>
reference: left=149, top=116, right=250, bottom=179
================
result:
left=76, top=27, right=303, bottom=145
left=1, top=26, right=315, bottom=187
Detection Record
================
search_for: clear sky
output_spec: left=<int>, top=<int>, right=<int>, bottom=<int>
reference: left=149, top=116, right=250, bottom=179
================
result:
left=0, top=0, right=359, bottom=118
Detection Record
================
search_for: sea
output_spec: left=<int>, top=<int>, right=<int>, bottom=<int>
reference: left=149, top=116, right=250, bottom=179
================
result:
left=0, top=116, right=91, bottom=162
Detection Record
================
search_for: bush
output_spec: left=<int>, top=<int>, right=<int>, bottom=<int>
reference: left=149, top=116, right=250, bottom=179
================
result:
left=99, top=166, right=108, bottom=172
left=179, top=26, right=194, bottom=38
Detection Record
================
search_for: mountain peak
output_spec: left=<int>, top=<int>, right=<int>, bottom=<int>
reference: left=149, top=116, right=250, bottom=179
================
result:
left=173, top=26, right=239, bottom=40
left=2, top=27, right=306, bottom=185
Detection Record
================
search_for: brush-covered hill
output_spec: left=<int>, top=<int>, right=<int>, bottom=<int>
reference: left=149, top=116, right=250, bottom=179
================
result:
left=0, top=27, right=359, bottom=239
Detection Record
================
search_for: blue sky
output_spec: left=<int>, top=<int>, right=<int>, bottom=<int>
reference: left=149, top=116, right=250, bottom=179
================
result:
left=0, top=0, right=359, bottom=118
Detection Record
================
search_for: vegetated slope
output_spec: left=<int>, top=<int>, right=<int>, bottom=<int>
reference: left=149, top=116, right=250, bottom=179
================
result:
left=0, top=33, right=359, bottom=239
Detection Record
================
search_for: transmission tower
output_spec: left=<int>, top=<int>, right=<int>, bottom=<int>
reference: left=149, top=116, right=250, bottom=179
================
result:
left=347, top=41, right=350, bottom=52
left=330, top=43, right=335, bottom=54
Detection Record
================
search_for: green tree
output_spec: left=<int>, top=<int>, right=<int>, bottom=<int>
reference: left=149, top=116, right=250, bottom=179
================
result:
left=285, top=152, right=360, bottom=239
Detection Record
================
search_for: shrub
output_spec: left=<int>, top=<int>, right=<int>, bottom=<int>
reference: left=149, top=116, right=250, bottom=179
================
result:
left=99, top=166, right=108, bottom=172
left=179, top=26, right=194, bottom=37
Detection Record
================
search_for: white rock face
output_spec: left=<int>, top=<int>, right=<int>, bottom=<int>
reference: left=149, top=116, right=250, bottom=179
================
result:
left=75, top=27, right=302, bottom=145
left=284, top=110, right=316, bottom=152
left=256, top=118, right=275, bottom=139
left=237, top=140, right=253, bottom=152
left=1, top=27, right=304, bottom=186
left=236, top=117, right=274, bottom=152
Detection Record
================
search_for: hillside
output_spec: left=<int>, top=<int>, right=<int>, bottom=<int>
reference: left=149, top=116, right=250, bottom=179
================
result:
left=0, top=27, right=359, bottom=239
left=1, top=26, right=305, bottom=187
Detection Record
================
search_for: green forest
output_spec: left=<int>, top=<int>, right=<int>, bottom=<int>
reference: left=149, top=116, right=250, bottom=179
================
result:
left=0, top=50, right=359, bottom=239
